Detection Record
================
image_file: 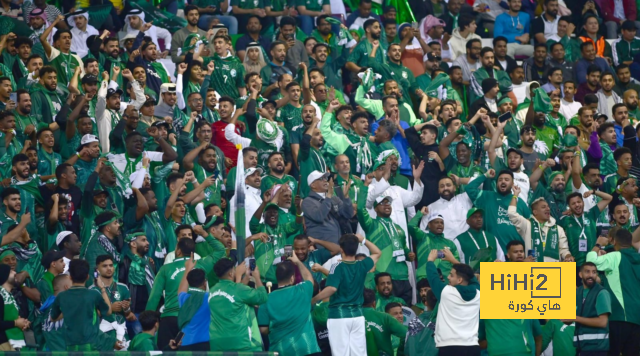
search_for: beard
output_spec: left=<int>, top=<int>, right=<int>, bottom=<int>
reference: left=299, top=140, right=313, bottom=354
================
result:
left=371, top=32, right=381, bottom=40
left=628, top=102, right=638, bottom=111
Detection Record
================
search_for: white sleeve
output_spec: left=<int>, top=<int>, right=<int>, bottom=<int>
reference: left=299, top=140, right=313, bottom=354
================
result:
left=224, top=123, right=252, bottom=147
left=130, top=167, right=148, bottom=189
left=176, top=74, right=186, bottom=110
left=144, top=151, right=165, bottom=162
left=399, top=183, right=423, bottom=208
left=496, top=240, right=505, bottom=261
left=365, top=178, right=391, bottom=209
left=156, top=26, right=172, bottom=50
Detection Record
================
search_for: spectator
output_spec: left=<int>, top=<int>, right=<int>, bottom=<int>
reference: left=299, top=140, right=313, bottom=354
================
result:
left=295, top=0, right=330, bottom=35
left=548, top=42, right=575, bottom=83
left=235, top=16, right=271, bottom=62
left=579, top=15, right=613, bottom=60
left=398, top=23, right=431, bottom=77
left=601, top=0, right=640, bottom=39
left=346, top=19, right=386, bottom=83
left=455, top=207, right=504, bottom=264
left=439, top=0, right=463, bottom=35
left=493, top=0, right=534, bottom=58
left=624, top=89, right=640, bottom=120
left=448, top=14, right=481, bottom=62
left=470, top=47, right=514, bottom=102
left=176, top=260, right=210, bottom=351
left=588, top=228, right=640, bottom=355
left=302, top=170, right=354, bottom=245
left=523, top=44, right=552, bottom=84
left=613, top=21, right=640, bottom=68
left=493, top=36, right=517, bottom=74
left=118, top=232, right=154, bottom=336
left=258, top=253, right=319, bottom=355
left=311, top=233, right=381, bottom=355
left=510, top=65, right=529, bottom=105
left=547, top=16, right=581, bottom=63
left=614, top=64, right=640, bottom=97
left=451, top=38, right=482, bottom=84
left=347, top=0, right=376, bottom=31
left=559, top=80, right=582, bottom=120
left=404, top=288, right=438, bottom=355
left=471, top=0, right=505, bottom=38
left=362, top=288, right=408, bottom=355
left=275, top=17, right=309, bottom=74
left=541, top=67, right=564, bottom=93
left=56, top=232, right=80, bottom=274
left=129, top=311, right=159, bottom=351
left=426, top=250, right=480, bottom=356
left=531, top=0, right=560, bottom=45
left=123, top=10, right=172, bottom=58
left=575, top=65, right=602, bottom=104
left=596, top=72, right=622, bottom=121
left=374, top=272, right=405, bottom=312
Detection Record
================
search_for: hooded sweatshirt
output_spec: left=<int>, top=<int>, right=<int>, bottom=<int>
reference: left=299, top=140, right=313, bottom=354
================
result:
left=448, top=28, right=482, bottom=62
left=426, top=261, right=480, bottom=347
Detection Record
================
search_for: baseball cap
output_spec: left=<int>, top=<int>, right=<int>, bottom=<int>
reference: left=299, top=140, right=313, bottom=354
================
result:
left=265, top=202, right=280, bottom=211
left=152, top=120, right=170, bottom=129
left=466, top=207, right=484, bottom=219
left=244, top=167, right=263, bottom=179
left=426, top=212, right=444, bottom=224
left=307, top=170, right=330, bottom=187
left=374, top=195, right=393, bottom=207
left=55, top=231, right=74, bottom=246
left=80, top=134, right=99, bottom=146
left=160, top=83, right=176, bottom=94
left=106, top=88, right=123, bottom=99
left=41, top=250, right=66, bottom=269
left=506, top=148, right=524, bottom=158
left=81, top=75, right=98, bottom=85
left=92, top=189, right=109, bottom=197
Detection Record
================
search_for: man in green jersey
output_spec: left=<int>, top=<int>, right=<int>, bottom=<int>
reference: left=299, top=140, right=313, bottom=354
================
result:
left=209, top=257, right=267, bottom=351
left=183, top=142, right=223, bottom=207
left=258, top=248, right=320, bottom=355
left=80, top=211, right=122, bottom=281
left=559, top=191, right=612, bottom=271
left=559, top=262, right=611, bottom=354
left=260, top=151, right=297, bottom=195
left=89, top=255, right=133, bottom=346
left=210, top=34, right=246, bottom=100
left=147, top=233, right=226, bottom=350
left=36, top=127, right=61, bottom=177
left=455, top=207, right=504, bottom=265
left=311, top=233, right=381, bottom=355
left=275, top=81, right=304, bottom=132
left=603, top=147, right=634, bottom=194
left=39, top=15, right=84, bottom=86
left=374, top=272, right=405, bottom=312
left=12, top=90, right=37, bottom=144
left=293, top=234, right=340, bottom=285
left=362, top=288, right=408, bottom=356
left=35, top=250, right=65, bottom=303
left=50, top=259, right=120, bottom=351
left=346, top=19, right=386, bottom=79
left=368, top=41, right=419, bottom=105
left=409, top=208, right=460, bottom=281
left=40, top=274, right=71, bottom=351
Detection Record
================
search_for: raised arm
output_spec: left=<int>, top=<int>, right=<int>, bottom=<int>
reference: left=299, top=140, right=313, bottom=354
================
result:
left=132, top=187, right=149, bottom=220
left=488, top=118, right=506, bottom=168
left=40, top=15, right=65, bottom=58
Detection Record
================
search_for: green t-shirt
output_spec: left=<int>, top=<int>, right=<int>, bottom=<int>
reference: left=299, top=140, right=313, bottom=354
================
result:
left=276, top=103, right=303, bottom=133
left=326, top=257, right=374, bottom=319
left=129, top=333, right=156, bottom=351
left=257, top=281, right=320, bottom=355
left=375, top=291, right=405, bottom=312
left=231, top=0, right=265, bottom=9
left=294, top=0, right=329, bottom=11
left=581, top=287, right=612, bottom=315
left=559, top=206, right=601, bottom=266
left=250, top=216, right=303, bottom=283
left=532, top=125, right=561, bottom=159
left=541, top=319, right=575, bottom=356
left=89, top=282, right=130, bottom=324
left=363, top=307, right=408, bottom=356
left=50, top=287, right=110, bottom=348
left=209, top=279, right=268, bottom=351
left=303, top=248, right=333, bottom=285
left=479, top=319, right=541, bottom=356
left=209, top=55, right=246, bottom=100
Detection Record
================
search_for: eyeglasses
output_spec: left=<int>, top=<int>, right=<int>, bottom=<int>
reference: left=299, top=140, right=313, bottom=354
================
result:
left=190, top=98, right=203, bottom=102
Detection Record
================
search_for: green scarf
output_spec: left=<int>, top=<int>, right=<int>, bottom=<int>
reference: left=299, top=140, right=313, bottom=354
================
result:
left=177, top=287, right=207, bottom=330
left=123, top=248, right=154, bottom=293
left=149, top=62, right=170, bottom=84
left=1, top=286, right=23, bottom=347
left=31, top=83, right=59, bottom=120
left=379, top=217, right=405, bottom=258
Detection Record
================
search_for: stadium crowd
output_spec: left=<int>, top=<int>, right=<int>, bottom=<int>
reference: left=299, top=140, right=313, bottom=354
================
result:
left=0, top=0, right=638, bottom=354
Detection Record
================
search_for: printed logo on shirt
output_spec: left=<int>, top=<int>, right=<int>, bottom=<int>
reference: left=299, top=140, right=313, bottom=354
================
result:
left=367, top=321, right=384, bottom=333
left=402, top=71, right=408, bottom=79
left=230, top=69, right=237, bottom=78
left=209, top=290, right=236, bottom=303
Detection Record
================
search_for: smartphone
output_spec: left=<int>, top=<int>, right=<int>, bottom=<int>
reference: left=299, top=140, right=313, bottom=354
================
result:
left=284, top=245, right=293, bottom=258
left=249, top=258, right=256, bottom=271
left=175, top=331, right=185, bottom=345
left=498, top=111, right=512, bottom=123
left=23, top=329, right=36, bottom=347
left=93, top=270, right=99, bottom=279
left=9, top=92, right=16, bottom=103
left=437, top=250, right=445, bottom=259
left=527, top=249, right=536, bottom=258
left=411, top=22, right=418, bottom=30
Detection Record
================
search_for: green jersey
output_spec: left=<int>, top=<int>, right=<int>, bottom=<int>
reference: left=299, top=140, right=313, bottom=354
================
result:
left=192, top=161, right=222, bottom=206
left=375, top=291, right=405, bottom=312
left=326, top=257, right=374, bottom=319
left=209, top=53, right=246, bottom=99
left=559, top=206, right=601, bottom=266
left=251, top=130, right=291, bottom=173
left=250, top=216, right=303, bottom=283
left=299, top=134, right=329, bottom=198
left=89, top=281, right=130, bottom=324
left=294, top=0, right=329, bottom=11
left=209, top=279, right=268, bottom=351
left=358, top=188, right=409, bottom=281
left=479, top=319, right=542, bottom=356
left=455, top=228, right=500, bottom=265
left=50, top=287, right=111, bottom=349
left=129, top=333, right=156, bottom=351
left=347, top=39, right=386, bottom=75
left=541, top=320, right=576, bottom=356
left=261, top=174, right=298, bottom=196
left=302, top=248, right=333, bottom=285
left=409, top=211, right=459, bottom=280
left=257, top=281, right=320, bottom=355
left=146, top=234, right=225, bottom=317
left=466, top=175, right=532, bottom=252
left=276, top=103, right=303, bottom=133
left=532, top=124, right=561, bottom=159
left=37, top=149, right=61, bottom=177
left=367, top=57, right=418, bottom=104
left=363, top=307, right=408, bottom=356
left=231, top=0, right=265, bottom=9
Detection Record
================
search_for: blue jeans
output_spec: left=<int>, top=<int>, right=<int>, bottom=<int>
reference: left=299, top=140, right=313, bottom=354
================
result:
left=199, top=14, right=239, bottom=34
left=126, top=313, right=142, bottom=339
left=297, top=15, right=313, bottom=35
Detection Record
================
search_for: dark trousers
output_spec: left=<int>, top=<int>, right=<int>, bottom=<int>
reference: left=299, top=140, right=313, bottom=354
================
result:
left=438, top=345, right=481, bottom=356
left=392, top=279, right=413, bottom=306
left=578, top=352, right=608, bottom=356
left=157, top=316, right=179, bottom=351
left=609, top=321, right=640, bottom=356
left=180, top=341, right=210, bottom=351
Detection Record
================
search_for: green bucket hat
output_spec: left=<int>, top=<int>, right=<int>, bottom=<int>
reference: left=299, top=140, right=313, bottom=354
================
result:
left=373, top=149, right=400, bottom=170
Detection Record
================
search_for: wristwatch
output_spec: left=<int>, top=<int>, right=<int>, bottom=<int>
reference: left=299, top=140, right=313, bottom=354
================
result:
left=595, top=244, right=602, bottom=249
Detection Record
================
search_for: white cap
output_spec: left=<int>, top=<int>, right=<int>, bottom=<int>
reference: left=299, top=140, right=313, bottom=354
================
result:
left=80, top=134, right=99, bottom=146
left=160, top=83, right=176, bottom=94
left=56, top=231, right=74, bottom=246
left=426, top=212, right=445, bottom=224
left=307, top=170, right=330, bottom=187
left=244, top=167, right=263, bottom=179
left=374, top=195, right=394, bottom=207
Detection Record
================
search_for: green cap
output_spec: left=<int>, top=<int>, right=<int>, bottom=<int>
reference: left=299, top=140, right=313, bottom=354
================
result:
left=264, top=202, right=280, bottom=211
left=466, top=207, right=484, bottom=219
